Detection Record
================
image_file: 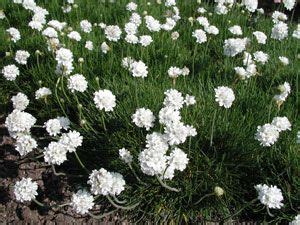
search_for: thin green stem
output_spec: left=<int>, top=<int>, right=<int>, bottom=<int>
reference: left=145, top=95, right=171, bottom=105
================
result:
left=156, top=175, right=180, bottom=192
left=210, top=109, right=217, bottom=147
left=88, top=210, right=117, bottom=219
left=106, top=195, right=139, bottom=210
left=128, top=163, right=145, bottom=184
left=52, top=164, right=66, bottom=176
left=74, top=151, right=90, bottom=173
left=194, top=193, right=214, bottom=205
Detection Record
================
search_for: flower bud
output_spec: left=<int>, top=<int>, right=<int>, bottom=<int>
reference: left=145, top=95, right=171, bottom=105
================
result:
left=78, top=58, right=84, bottom=63
left=214, top=186, right=225, bottom=197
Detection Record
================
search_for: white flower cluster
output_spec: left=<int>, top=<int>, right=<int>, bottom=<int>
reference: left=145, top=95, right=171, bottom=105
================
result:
left=15, top=50, right=30, bottom=65
left=1, top=64, right=20, bottom=81
left=137, top=89, right=196, bottom=180
left=70, top=190, right=94, bottom=215
left=122, top=57, right=148, bottom=78
left=242, top=0, right=258, bottom=13
left=11, top=92, right=29, bottom=111
left=44, top=130, right=83, bottom=165
left=255, top=117, right=291, bottom=147
left=234, top=52, right=257, bottom=80
left=14, top=177, right=38, bottom=202
left=167, top=66, right=190, bottom=79
left=255, top=184, right=284, bottom=209
left=223, top=38, right=248, bottom=57
left=119, top=148, right=133, bottom=164
left=132, top=108, right=155, bottom=131
left=93, top=89, right=116, bottom=112
left=290, top=215, right=300, bottom=225
left=67, top=74, right=88, bottom=93
left=214, top=86, right=235, bottom=108
left=35, top=87, right=52, bottom=99
left=273, top=82, right=291, bottom=106
left=88, top=168, right=125, bottom=196
left=6, top=27, right=21, bottom=42
left=55, top=47, right=74, bottom=75
left=104, top=25, right=122, bottom=42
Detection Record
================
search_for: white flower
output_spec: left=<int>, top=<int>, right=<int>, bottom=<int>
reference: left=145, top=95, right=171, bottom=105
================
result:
left=130, top=13, right=142, bottom=26
left=271, top=117, right=291, bottom=132
left=292, top=25, right=300, bottom=39
left=139, top=35, right=153, bottom=47
left=70, top=190, right=94, bottom=215
left=11, top=93, right=29, bottom=111
left=104, top=25, right=122, bottom=42
left=171, top=31, right=179, bottom=40
left=59, top=130, right=83, bottom=152
left=223, top=38, right=247, bottom=57
left=255, top=184, right=284, bottom=209
left=130, top=60, right=148, bottom=78
left=1, top=64, right=20, bottom=81
left=290, top=215, right=300, bottom=225
left=29, top=21, right=43, bottom=31
left=272, top=11, right=288, bottom=24
left=132, top=108, right=155, bottom=130
left=48, top=20, right=66, bottom=31
left=15, top=50, right=30, bottom=65
left=110, top=172, right=126, bottom=196
left=68, top=31, right=81, bottom=41
left=6, top=27, right=21, bottom=42
left=22, top=0, right=36, bottom=10
left=145, top=16, right=161, bottom=32
left=242, top=0, right=258, bottom=12
left=145, top=132, right=169, bottom=153
left=181, top=66, right=190, bottom=76
left=42, top=27, right=58, bottom=38
left=274, top=82, right=291, bottom=104
left=185, top=94, right=196, bottom=106
left=124, top=22, right=138, bottom=35
left=93, top=89, right=116, bottom=112
left=214, top=86, right=235, bottom=108
left=159, top=107, right=181, bottom=125
left=119, top=148, right=133, bottom=164
left=55, top=48, right=73, bottom=65
left=5, top=110, right=36, bottom=135
left=57, top=116, right=70, bottom=130
left=279, top=56, right=289, bottom=65
left=44, top=118, right=62, bottom=136
left=271, top=22, right=288, bottom=41
left=168, top=67, right=182, bottom=79
left=161, top=18, right=176, bottom=31
left=101, top=42, right=110, bottom=54
left=192, top=29, right=207, bottom=44
left=125, top=34, right=139, bottom=44
left=253, top=51, right=269, bottom=65
left=255, top=124, right=280, bottom=147
left=165, top=0, right=176, bottom=7
left=15, top=134, right=37, bottom=156
left=215, top=3, right=228, bottom=15
left=196, top=16, right=209, bottom=27
left=88, top=168, right=113, bottom=195
left=253, top=31, right=267, bottom=44
left=44, top=142, right=67, bottom=165
left=85, top=41, right=93, bottom=50
left=126, top=2, right=138, bottom=11
left=14, top=178, right=38, bottom=202
left=164, top=121, right=191, bottom=145
left=35, top=87, right=52, bottom=99
left=88, top=169, right=125, bottom=196
left=167, top=147, right=188, bottom=171
left=205, top=25, right=219, bottom=35
left=197, top=7, right=207, bottom=14
left=229, top=25, right=243, bottom=36
left=67, top=74, right=88, bottom=93
left=283, top=0, right=296, bottom=11
left=163, top=89, right=184, bottom=110
left=80, top=20, right=92, bottom=33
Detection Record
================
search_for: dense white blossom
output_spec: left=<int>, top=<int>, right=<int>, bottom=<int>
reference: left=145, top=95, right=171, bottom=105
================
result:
left=253, top=31, right=267, bottom=44
left=68, top=31, right=81, bottom=41
left=80, top=20, right=92, bottom=33
left=242, top=0, right=258, bottom=12
left=104, top=25, right=122, bottom=42
left=70, top=190, right=94, bottom=215
left=255, top=124, right=280, bottom=147
left=67, top=74, right=88, bottom=93
left=223, top=38, right=247, bottom=57
left=271, top=22, right=288, bottom=41
left=163, top=89, right=184, bottom=110
left=6, top=27, right=21, bottom=42
left=253, top=51, right=269, bottom=65
left=5, top=110, right=36, bottom=136
left=11, top=93, right=29, bottom=111
left=93, top=89, right=116, bottom=112
left=192, top=29, right=207, bottom=44
left=14, top=178, right=38, bottom=202
left=1, top=64, right=20, bottom=81
left=44, top=141, right=67, bottom=165
left=119, top=148, right=133, bottom=164
left=132, top=108, right=155, bottom=130
left=228, top=25, right=242, bottom=36
left=139, top=35, right=153, bottom=47
left=15, top=50, right=30, bottom=65
left=59, top=130, right=83, bottom=152
left=35, top=87, right=52, bottom=99
left=271, top=117, right=291, bottom=132
left=15, top=134, right=37, bottom=156
left=283, top=0, right=296, bottom=11
left=214, top=86, right=235, bottom=108
left=255, top=184, right=284, bottom=209
left=130, top=60, right=148, bottom=78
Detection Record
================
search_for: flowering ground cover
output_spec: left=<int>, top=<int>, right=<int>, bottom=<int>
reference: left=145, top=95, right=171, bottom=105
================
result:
left=0, top=0, right=299, bottom=223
